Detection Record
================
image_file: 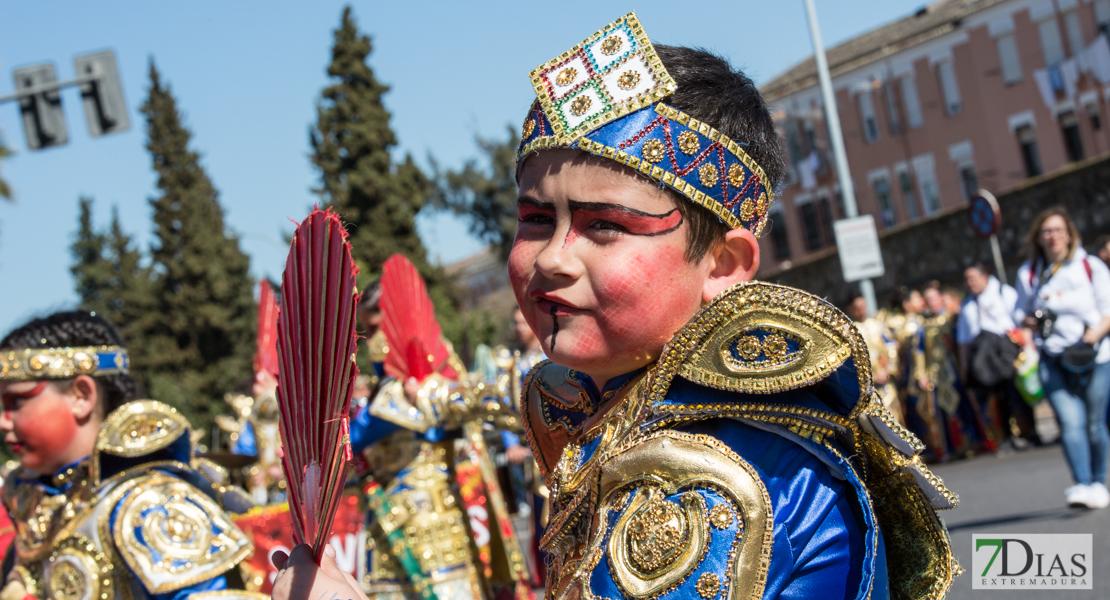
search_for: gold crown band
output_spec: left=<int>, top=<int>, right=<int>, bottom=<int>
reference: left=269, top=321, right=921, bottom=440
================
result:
left=0, top=346, right=129, bottom=382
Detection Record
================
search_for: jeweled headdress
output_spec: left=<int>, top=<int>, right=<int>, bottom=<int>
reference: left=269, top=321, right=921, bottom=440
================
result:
left=516, top=12, right=774, bottom=235
left=0, top=346, right=129, bottom=382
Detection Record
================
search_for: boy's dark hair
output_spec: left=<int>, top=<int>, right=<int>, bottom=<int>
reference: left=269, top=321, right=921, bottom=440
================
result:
left=965, top=261, right=990, bottom=275
left=655, top=45, right=786, bottom=261
left=0, top=311, right=138, bottom=418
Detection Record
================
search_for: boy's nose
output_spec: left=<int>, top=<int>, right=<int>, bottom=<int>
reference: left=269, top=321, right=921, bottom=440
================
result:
left=534, top=230, right=584, bottom=280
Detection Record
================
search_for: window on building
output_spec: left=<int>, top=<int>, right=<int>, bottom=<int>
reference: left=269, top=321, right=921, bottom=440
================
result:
left=785, top=120, right=804, bottom=165
left=859, top=92, right=880, bottom=142
left=873, top=177, right=896, bottom=228
left=769, top=210, right=791, bottom=260
left=1039, top=18, right=1066, bottom=66
left=1059, top=110, right=1085, bottom=162
left=996, top=34, right=1023, bottom=84
left=1016, top=125, right=1043, bottom=177
left=937, top=61, right=961, bottom=115
left=900, top=76, right=923, bottom=128
left=913, top=155, right=942, bottom=216
left=883, top=83, right=901, bottom=134
left=898, top=169, right=919, bottom=221
left=1088, top=102, right=1102, bottom=131
left=1064, top=11, right=1084, bottom=57
left=957, top=163, right=979, bottom=203
left=817, top=194, right=836, bottom=244
left=798, top=201, right=823, bottom=251
left=1098, top=0, right=1110, bottom=36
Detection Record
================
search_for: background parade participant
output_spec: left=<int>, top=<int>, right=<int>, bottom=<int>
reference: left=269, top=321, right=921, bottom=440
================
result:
left=1016, top=206, right=1110, bottom=509
left=0, top=311, right=257, bottom=600
left=845, top=293, right=904, bottom=425
left=958, top=263, right=1035, bottom=450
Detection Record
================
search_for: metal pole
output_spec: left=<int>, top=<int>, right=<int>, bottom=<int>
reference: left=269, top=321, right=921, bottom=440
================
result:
left=989, top=234, right=1007, bottom=286
left=803, top=0, right=878, bottom=315
left=0, top=75, right=98, bottom=104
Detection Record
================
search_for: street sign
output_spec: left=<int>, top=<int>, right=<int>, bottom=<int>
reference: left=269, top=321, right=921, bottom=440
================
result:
left=969, top=190, right=1001, bottom=239
left=834, top=215, right=885, bottom=282
left=12, top=63, right=68, bottom=150
left=74, top=51, right=129, bottom=138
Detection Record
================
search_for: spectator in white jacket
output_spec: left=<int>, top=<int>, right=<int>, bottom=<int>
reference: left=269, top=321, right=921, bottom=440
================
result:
left=1015, top=207, right=1110, bottom=509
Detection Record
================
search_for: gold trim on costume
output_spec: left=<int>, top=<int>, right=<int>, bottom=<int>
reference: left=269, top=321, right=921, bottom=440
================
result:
left=0, top=346, right=128, bottom=382
left=111, top=472, right=252, bottom=594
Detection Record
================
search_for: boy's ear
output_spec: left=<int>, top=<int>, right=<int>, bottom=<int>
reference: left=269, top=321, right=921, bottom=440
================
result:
left=702, top=228, right=760, bottom=303
left=70, top=375, right=99, bottom=422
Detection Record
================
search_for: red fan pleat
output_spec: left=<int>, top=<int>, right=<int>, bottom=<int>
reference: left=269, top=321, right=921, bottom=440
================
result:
left=276, top=209, right=360, bottom=563
left=255, top=280, right=280, bottom=377
left=380, top=254, right=458, bottom=382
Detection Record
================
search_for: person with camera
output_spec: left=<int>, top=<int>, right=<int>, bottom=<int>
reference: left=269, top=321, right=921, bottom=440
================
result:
left=1016, top=207, right=1110, bottom=509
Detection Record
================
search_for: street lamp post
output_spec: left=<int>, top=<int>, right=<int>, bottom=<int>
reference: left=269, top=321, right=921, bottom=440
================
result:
left=802, top=0, right=878, bottom=315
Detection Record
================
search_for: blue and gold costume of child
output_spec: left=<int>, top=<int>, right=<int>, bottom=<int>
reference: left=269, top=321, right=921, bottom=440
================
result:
left=514, top=13, right=959, bottom=600
left=0, top=347, right=258, bottom=600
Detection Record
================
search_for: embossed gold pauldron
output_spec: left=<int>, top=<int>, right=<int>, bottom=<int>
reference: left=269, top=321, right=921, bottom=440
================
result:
left=0, top=346, right=129, bottom=382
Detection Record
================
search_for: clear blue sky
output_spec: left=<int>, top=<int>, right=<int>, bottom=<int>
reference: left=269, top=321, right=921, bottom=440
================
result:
left=0, top=0, right=926, bottom=335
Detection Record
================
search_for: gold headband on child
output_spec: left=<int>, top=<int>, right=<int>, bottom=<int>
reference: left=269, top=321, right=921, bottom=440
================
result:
left=515, top=12, right=774, bottom=236
left=0, top=346, right=130, bottom=382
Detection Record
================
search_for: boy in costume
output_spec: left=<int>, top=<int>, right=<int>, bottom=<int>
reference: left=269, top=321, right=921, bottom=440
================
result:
left=272, top=13, right=958, bottom=600
left=0, top=311, right=258, bottom=600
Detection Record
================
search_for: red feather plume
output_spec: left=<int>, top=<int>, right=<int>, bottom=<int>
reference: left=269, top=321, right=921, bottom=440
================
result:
left=254, top=280, right=280, bottom=377
left=276, top=209, right=360, bottom=562
left=380, top=254, right=458, bottom=382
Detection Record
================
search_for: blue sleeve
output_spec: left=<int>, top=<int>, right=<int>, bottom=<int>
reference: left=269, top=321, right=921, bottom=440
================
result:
left=231, top=421, right=256, bottom=456
left=349, top=404, right=402, bottom=453
left=680, top=420, right=866, bottom=600
left=152, top=576, right=227, bottom=600
left=502, top=431, right=521, bottom=448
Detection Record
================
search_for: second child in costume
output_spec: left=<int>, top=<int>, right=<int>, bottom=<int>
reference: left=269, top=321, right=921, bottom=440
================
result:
left=0, top=311, right=258, bottom=600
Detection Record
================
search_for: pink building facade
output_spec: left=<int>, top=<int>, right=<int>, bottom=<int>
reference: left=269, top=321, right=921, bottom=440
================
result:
left=759, top=0, right=1110, bottom=273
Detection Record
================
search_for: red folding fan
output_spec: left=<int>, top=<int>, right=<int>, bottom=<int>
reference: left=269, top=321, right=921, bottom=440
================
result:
left=255, top=279, right=280, bottom=378
left=379, top=254, right=459, bottom=382
left=275, top=209, right=360, bottom=562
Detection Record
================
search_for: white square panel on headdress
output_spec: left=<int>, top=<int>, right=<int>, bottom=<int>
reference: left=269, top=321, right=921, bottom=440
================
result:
left=600, top=54, right=656, bottom=105
left=559, top=85, right=607, bottom=129
left=587, top=25, right=636, bottom=72
left=543, top=53, right=592, bottom=102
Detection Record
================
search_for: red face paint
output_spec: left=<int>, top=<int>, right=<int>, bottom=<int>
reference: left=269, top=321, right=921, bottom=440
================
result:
left=1, top=381, right=80, bottom=474
left=510, top=149, right=710, bottom=388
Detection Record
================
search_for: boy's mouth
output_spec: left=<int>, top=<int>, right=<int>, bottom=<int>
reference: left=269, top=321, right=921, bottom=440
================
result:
left=534, top=297, right=577, bottom=317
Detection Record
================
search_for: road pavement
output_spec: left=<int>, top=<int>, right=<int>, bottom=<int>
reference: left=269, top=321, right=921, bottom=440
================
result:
left=930, top=443, right=1110, bottom=599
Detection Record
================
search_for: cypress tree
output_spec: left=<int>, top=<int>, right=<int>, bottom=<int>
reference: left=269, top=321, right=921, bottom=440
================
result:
left=310, top=6, right=463, bottom=344
left=140, top=62, right=255, bottom=435
left=71, top=199, right=154, bottom=374
left=0, top=134, right=11, bottom=200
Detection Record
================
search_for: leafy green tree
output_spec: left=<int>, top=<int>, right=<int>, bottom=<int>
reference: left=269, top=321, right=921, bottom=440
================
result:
left=139, top=62, right=255, bottom=435
left=310, top=6, right=466, bottom=345
left=71, top=199, right=154, bottom=370
left=434, top=127, right=520, bottom=260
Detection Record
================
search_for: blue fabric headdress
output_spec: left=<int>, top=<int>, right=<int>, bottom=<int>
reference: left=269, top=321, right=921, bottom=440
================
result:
left=516, top=12, right=774, bottom=235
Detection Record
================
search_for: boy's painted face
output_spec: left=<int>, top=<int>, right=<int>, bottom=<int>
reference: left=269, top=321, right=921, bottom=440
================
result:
left=0, top=380, right=80, bottom=475
left=510, top=149, right=713, bottom=387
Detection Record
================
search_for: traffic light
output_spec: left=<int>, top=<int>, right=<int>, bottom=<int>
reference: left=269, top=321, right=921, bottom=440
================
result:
left=74, top=50, right=129, bottom=138
left=12, top=62, right=68, bottom=150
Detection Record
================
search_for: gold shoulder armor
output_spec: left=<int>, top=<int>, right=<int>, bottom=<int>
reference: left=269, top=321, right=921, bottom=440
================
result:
left=111, top=472, right=251, bottom=594
left=93, top=400, right=193, bottom=483
left=369, top=375, right=453, bottom=433
left=655, top=281, right=864, bottom=403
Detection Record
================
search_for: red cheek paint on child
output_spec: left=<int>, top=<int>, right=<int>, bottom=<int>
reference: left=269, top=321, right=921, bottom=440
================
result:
left=11, top=395, right=79, bottom=473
